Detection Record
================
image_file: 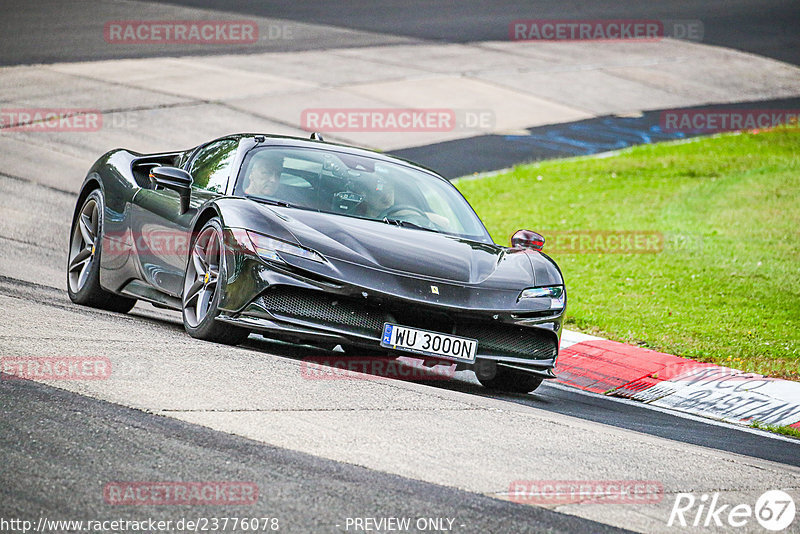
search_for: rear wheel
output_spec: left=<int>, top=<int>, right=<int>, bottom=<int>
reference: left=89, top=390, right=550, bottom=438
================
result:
left=67, top=189, right=136, bottom=313
left=181, top=218, right=250, bottom=345
left=476, top=364, right=544, bottom=393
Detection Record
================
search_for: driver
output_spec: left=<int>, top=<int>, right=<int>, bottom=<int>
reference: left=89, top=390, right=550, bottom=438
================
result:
left=244, top=154, right=283, bottom=197
left=243, top=154, right=314, bottom=207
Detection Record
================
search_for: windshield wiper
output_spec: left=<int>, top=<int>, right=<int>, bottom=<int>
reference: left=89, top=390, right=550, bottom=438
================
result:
left=251, top=197, right=295, bottom=208
left=382, top=218, right=438, bottom=233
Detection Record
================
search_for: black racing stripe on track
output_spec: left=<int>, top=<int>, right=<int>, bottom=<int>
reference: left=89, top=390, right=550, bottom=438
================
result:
left=0, top=377, right=633, bottom=534
left=390, top=97, right=800, bottom=179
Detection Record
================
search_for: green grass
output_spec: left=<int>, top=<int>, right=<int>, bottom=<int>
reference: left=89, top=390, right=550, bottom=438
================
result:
left=455, top=128, right=800, bottom=379
left=751, top=420, right=800, bottom=439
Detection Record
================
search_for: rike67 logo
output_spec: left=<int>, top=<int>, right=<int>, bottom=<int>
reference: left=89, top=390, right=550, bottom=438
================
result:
left=668, top=490, right=796, bottom=531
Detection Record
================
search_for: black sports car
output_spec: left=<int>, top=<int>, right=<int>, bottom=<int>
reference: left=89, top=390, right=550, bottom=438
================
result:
left=67, top=133, right=566, bottom=392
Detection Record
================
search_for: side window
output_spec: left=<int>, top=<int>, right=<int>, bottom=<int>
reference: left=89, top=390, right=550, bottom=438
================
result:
left=188, top=138, right=239, bottom=193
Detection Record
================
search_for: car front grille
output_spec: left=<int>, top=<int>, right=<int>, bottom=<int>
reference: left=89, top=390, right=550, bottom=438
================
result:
left=260, top=286, right=385, bottom=335
left=456, top=323, right=557, bottom=360
left=259, top=286, right=557, bottom=360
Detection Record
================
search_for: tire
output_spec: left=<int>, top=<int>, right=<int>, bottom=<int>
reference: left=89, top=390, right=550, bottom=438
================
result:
left=477, top=365, right=544, bottom=393
left=67, top=189, right=137, bottom=313
left=181, top=218, right=250, bottom=345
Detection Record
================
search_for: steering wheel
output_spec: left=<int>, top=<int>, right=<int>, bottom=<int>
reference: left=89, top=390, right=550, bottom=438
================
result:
left=378, top=204, right=428, bottom=219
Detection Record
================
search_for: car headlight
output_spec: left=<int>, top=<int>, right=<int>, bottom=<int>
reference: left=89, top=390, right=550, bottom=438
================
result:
left=245, top=230, right=326, bottom=263
left=519, top=285, right=565, bottom=309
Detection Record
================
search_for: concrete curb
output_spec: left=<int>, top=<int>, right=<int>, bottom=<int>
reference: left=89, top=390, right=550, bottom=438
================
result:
left=558, top=330, right=800, bottom=429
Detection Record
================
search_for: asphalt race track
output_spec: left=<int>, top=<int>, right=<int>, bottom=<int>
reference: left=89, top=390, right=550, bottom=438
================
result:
left=2, top=1, right=800, bottom=533
left=156, top=0, right=800, bottom=65
left=2, top=269, right=799, bottom=533
left=1, top=0, right=798, bottom=65
left=1, top=378, right=628, bottom=534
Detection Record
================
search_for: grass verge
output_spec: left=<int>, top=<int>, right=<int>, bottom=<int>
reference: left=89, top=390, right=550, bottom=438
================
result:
left=456, top=128, right=799, bottom=379
left=751, top=420, right=800, bottom=439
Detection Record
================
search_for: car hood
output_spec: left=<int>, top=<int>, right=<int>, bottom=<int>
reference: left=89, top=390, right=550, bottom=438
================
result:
left=256, top=206, right=560, bottom=288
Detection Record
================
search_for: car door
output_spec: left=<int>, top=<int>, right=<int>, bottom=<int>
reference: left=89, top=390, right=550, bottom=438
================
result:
left=130, top=138, right=240, bottom=297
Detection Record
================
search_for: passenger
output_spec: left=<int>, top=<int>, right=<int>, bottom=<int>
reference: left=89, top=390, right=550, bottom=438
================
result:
left=358, top=178, right=395, bottom=218
left=357, top=177, right=453, bottom=230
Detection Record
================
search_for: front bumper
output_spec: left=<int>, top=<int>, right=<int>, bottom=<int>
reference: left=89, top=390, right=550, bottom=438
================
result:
left=219, top=228, right=565, bottom=378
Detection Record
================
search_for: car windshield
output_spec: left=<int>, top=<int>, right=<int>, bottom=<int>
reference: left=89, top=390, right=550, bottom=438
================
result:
left=235, top=146, right=491, bottom=241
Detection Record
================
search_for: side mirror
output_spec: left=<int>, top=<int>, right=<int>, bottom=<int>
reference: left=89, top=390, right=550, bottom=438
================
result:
left=511, top=229, right=545, bottom=251
left=149, top=166, right=193, bottom=214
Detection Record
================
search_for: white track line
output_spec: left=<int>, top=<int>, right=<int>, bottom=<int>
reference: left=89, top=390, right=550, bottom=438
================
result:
left=543, top=381, right=800, bottom=444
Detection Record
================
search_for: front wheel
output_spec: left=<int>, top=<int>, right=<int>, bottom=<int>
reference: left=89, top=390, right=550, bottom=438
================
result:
left=181, top=218, right=249, bottom=345
left=476, top=365, right=544, bottom=393
left=67, top=189, right=136, bottom=313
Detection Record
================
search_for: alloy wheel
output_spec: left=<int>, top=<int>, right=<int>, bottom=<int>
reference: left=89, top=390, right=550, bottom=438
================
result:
left=182, top=225, right=222, bottom=327
left=67, top=198, right=99, bottom=293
